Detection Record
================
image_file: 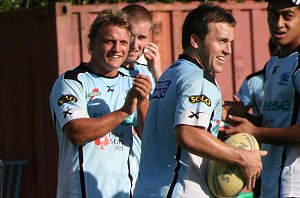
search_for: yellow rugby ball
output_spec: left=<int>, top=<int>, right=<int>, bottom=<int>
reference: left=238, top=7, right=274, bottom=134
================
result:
left=207, top=133, right=259, bottom=197
left=224, top=133, right=259, bottom=151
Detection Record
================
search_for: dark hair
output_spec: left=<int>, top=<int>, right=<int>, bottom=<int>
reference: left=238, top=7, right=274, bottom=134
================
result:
left=122, top=4, right=153, bottom=31
left=182, top=3, right=236, bottom=49
left=266, top=0, right=300, bottom=8
left=88, top=8, right=131, bottom=53
left=267, top=1, right=300, bottom=12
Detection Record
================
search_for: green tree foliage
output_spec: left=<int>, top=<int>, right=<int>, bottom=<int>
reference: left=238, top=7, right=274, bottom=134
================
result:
left=0, top=0, right=75, bottom=11
left=0, top=0, right=46, bottom=11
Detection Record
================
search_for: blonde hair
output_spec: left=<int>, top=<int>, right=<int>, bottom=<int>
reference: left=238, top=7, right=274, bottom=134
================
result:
left=88, top=8, right=131, bottom=53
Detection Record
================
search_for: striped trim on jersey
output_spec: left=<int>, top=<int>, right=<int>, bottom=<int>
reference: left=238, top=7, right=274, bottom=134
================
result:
left=65, top=63, right=131, bottom=83
left=167, top=147, right=182, bottom=197
left=245, top=67, right=265, bottom=81
left=291, top=47, right=300, bottom=125
left=278, top=47, right=300, bottom=195
left=79, top=145, right=87, bottom=198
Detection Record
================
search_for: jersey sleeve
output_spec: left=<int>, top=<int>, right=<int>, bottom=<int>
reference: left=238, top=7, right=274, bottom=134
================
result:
left=174, top=72, right=218, bottom=130
left=50, top=75, right=89, bottom=129
left=237, top=78, right=253, bottom=107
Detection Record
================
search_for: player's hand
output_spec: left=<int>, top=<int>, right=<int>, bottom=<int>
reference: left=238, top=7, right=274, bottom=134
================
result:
left=121, top=74, right=151, bottom=115
left=239, top=149, right=267, bottom=190
left=143, top=43, right=162, bottom=81
left=223, top=115, right=257, bottom=137
left=222, top=95, right=248, bottom=125
left=132, top=74, right=152, bottom=100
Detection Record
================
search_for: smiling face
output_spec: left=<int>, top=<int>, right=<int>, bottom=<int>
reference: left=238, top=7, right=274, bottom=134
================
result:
left=90, top=25, right=131, bottom=76
left=195, top=22, right=234, bottom=74
left=267, top=1, right=300, bottom=54
left=125, top=20, right=152, bottom=65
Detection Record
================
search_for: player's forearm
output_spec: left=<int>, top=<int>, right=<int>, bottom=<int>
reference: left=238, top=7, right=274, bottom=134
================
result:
left=63, top=110, right=131, bottom=145
left=244, top=113, right=262, bottom=127
left=253, top=124, right=300, bottom=147
left=153, top=68, right=162, bottom=82
left=136, top=98, right=149, bottom=138
left=176, top=125, right=245, bottom=165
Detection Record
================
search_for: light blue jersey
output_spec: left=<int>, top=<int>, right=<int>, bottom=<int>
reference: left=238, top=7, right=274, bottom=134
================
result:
left=119, top=55, right=156, bottom=191
left=134, top=55, right=222, bottom=197
left=50, top=63, right=136, bottom=198
left=260, top=51, right=300, bottom=198
left=237, top=69, right=265, bottom=115
left=119, top=55, right=156, bottom=95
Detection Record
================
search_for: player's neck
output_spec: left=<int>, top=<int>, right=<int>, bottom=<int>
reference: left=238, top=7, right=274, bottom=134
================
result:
left=279, top=42, right=300, bottom=56
left=86, top=62, right=118, bottom=77
left=183, top=50, right=206, bottom=71
left=122, top=61, right=135, bottom=69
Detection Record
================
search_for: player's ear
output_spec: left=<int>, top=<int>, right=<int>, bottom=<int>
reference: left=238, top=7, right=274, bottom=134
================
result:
left=190, top=34, right=200, bottom=49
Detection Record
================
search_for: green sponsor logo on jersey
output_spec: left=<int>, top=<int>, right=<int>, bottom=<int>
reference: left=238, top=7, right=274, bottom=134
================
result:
left=263, top=100, right=291, bottom=111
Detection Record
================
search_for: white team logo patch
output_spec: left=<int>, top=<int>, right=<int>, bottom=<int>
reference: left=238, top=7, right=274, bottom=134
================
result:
left=188, top=111, right=203, bottom=119
left=178, top=110, right=210, bottom=129
left=62, top=108, right=89, bottom=119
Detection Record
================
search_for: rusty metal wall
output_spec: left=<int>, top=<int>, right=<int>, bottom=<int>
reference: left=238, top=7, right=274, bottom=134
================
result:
left=0, top=1, right=270, bottom=197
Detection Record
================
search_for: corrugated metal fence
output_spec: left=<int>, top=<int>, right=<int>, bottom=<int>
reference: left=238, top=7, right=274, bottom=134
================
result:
left=0, top=1, right=269, bottom=197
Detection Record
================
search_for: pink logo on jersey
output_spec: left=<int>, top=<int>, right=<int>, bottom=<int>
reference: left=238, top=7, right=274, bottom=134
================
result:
left=95, top=136, right=109, bottom=150
left=92, top=88, right=99, bottom=92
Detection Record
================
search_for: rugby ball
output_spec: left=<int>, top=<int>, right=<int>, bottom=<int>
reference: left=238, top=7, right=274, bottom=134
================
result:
left=207, top=133, right=259, bottom=197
